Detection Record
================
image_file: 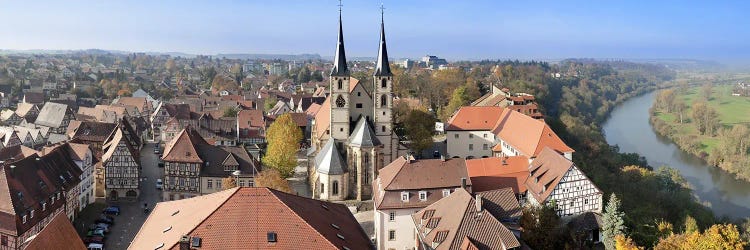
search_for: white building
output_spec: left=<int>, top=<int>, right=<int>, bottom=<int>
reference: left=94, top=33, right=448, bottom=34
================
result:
left=373, top=156, right=470, bottom=250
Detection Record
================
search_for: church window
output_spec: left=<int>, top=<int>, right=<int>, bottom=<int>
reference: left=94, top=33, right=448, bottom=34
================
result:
left=380, top=95, right=387, bottom=108
left=356, top=103, right=362, bottom=108
left=332, top=181, right=339, bottom=195
left=336, top=95, right=346, bottom=108
left=381, top=78, right=387, bottom=88
left=338, top=80, right=343, bottom=90
left=321, top=183, right=325, bottom=193
left=382, top=126, right=386, bottom=132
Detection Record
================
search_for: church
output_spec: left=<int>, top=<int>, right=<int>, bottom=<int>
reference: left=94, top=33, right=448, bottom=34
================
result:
left=309, top=8, right=407, bottom=201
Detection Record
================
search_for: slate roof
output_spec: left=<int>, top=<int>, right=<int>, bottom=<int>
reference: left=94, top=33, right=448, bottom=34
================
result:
left=130, top=187, right=372, bottom=250
left=412, top=188, right=521, bottom=250
left=314, top=139, right=346, bottom=175
left=373, top=15, right=392, bottom=77
left=348, top=117, right=380, bottom=147
left=330, top=12, right=349, bottom=76
left=35, top=102, right=70, bottom=128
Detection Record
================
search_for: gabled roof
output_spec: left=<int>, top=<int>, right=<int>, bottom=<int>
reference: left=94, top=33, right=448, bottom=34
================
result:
left=130, top=187, right=372, bottom=250
left=412, top=188, right=521, bottom=250
left=314, top=139, right=346, bottom=175
left=378, top=157, right=470, bottom=191
left=526, top=147, right=578, bottom=203
left=491, top=109, right=573, bottom=157
left=0, top=109, right=18, bottom=120
left=348, top=117, right=380, bottom=147
left=23, top=212, right=87, bottom=250
left=237, top=109, right=265, bottom=129
left=35, top=102, right=70, bottom=128
left=114, top=96, right=151, bottom=113
left=162, top=127, right=205, bottom=163
left=15, top=103, right=38, bottom=118
left=446, top=106, right=506, bottom=131
left=466, top=156, right=529, bottom=194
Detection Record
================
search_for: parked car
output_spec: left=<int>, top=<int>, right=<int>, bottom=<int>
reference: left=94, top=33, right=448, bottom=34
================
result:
left=156, top=179, right=163, bottom=190
left=102, top=206, right=120, bottom=215
left=87, top=228, right=105, bottom=237
left=95, top=223, right=110, bottom=232
left=87, top=243, right=104, bottom=250
left=433, top=151, right=441, bottom=158
left=83, top=236, right=104, bottom=244
left=158, top=162, right=164, bottom=168
left=154, top=147, right=160, bottom=154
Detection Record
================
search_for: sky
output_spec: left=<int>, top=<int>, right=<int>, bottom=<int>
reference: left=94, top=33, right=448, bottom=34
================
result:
left=1, top=0, right=749, bottom=62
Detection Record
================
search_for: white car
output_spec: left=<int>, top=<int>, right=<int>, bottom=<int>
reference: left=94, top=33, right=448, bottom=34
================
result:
left=156, top=179, right=163, bottom=190
left=88, top=243, right=104, bottom=250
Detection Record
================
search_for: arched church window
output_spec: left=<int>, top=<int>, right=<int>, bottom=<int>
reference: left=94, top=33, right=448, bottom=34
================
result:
left=338, top=80, right=343, bottom=90
left=380, top=94, right=387, bottom=108
left=332, top=181, right=339, bottom=195
left=336, top=95, right=346, bottom=108
left=381, top=78, right=387, bottom=88
left=363, top=152, right=370, bottom=184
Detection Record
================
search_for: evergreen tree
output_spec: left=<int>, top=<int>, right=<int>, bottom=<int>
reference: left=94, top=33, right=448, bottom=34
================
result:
left=603, top=193, right=626, bottom=250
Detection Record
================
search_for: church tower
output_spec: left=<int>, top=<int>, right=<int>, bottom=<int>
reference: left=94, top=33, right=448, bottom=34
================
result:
left=373, top=8, right=394, bottom=165
left=330, top=6, right=351, bottom=142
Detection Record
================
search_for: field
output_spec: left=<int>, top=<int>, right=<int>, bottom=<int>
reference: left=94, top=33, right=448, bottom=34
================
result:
left=654, top=84, right=750, bottom=153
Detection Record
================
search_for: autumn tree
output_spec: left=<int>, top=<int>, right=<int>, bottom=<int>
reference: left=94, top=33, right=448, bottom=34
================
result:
left=222, top=176, right=237, bottom=190
left=603, top=193, right=626, bottom=250
left=615, top=235, right=643, bottom=250
left=403, top=109, right=436, bottom=155
left=655, top=224, right=746, bottom=250
left=521, top=203, right=563, bottom=250
left=223, top=107, right=238, bottom=117
left=691, top=101, right=720, bottom=136
left=262, top=113, right=303, bottom=178
left=254, top=169, right=293, bottom=193
left=684, top=215, right=699, bottom=234
left=701, top=83, right=713, bottom=101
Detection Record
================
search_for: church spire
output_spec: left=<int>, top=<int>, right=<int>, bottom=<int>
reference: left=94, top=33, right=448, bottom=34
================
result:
left=374, top=4, right=392, bottom=77
left=330, top=1, right=349, bottom=77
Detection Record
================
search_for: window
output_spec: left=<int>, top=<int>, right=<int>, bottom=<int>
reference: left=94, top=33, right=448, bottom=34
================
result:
left=380, top=95, right=387, bottom=107
left=332, top=181, right=339, bottom=195
left=442, top=189, right=451, bottom=197
left=337, top=80, right=343, bottom=90
left=1, top=235, right=7, bottom=246
left=389, top=212, right=396, bottom=221
left=483, top=144, right=488, bottom=150
left=357, top=92, right=361, bottom=96
left=321, top=183, right=325, bottom=194
left=381, top=78, right=387, bottom=88
left=22, top=215, right=27, bottom=224
left=388, top=230, right=396, bottom=241
left=469, top=134, right=474, bottom=139
left=356, top=103, right=362, bottom=108
left=418, top=191, right=427, bottom=201
left=239, top=180, right=245, bottom=187
left=469, top=144, right=474, bottom=151
left=216, top=181, right=222, bottom=190
left=42, top=202, right=46, bottom=211
left=382, top=126, right=386, bottom=132
left=267, top=232, right=277, bottom=242
left=30, top=210, right=34, bottom=219
left=454, top=134, right=459, bottom=139
left=207, top=180, right=213, bottom=189
left=483, top=133, right=488, bottom=138
left=400, top=191, right=409, bottom=202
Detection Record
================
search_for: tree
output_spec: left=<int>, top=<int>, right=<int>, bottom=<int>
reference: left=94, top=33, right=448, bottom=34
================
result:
left=440, top=85, right=468, bottom=121
left=403, top=110, right=436, bottom=155
left=655, top=224, right=746, bottom=250
left=521, top=203, right=563, bottom=250
left=701, top=83, right=713, bottom=101
left=254, top=169, right=293, bottom=193
left=222, top=176, right=237, bottom=190
left=262, top=113, right=303, bottom=178
left=223, top=107, right=238, bottom=117
left=615, top=235, right=643, bottom=250
left=603, top=193, right=626, bottom=250
left=691, top=101, right=720, bottom=136
left=684, top=215, right=699, bottom=234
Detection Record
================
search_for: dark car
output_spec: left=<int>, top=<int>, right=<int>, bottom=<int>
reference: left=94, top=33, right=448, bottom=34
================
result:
left=158, top=162, right=164, bottom=168
left=83, top=236, right=104, bottom=244
left=87, top=228, right=105, bottom=237
left=433, top=151, right=441, bottom=158
left=102, top=206, right=120, bottom=215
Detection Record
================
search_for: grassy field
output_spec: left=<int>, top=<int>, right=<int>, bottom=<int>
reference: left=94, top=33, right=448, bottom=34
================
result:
left=654, top=84, right=750, bottom=153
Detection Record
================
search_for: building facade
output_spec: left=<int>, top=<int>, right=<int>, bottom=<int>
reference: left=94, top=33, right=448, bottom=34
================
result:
left=102, top=128, right=140, bottom=201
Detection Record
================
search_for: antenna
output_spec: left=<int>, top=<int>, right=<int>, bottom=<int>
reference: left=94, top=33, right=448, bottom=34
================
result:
left=338, top=0, right=343, bottom=15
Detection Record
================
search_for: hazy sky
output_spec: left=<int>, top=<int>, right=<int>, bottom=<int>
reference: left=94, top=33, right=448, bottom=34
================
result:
left=1, top=0, right=749, bottom=62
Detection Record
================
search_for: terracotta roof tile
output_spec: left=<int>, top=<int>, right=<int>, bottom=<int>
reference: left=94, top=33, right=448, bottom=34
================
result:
left=446, top=106, right=506, bottom=131
left=492, top=109, right=573, bottom=157
left=466, top=156, right=529, bottom=193
left=23, top=212, right=87, bottom=250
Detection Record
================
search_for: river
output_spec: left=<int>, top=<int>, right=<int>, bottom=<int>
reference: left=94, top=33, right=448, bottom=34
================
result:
left=603, top=91, right=750, bottom=219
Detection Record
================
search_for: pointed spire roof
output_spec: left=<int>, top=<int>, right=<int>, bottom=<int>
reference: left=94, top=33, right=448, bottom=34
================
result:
left=315, top=139, right=346, bottom=175
left=374, top=6, right=392, bottom=77
left=330, top=7, right=349, bottom=77
left=348, top=117, right=381, bottom=147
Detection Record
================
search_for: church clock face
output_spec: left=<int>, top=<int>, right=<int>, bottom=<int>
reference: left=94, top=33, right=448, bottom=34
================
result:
left=335, top=95, right=346, bottom=108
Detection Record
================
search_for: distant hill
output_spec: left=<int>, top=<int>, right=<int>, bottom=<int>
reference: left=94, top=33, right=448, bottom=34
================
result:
left=217, top=53, right=322, bottom=61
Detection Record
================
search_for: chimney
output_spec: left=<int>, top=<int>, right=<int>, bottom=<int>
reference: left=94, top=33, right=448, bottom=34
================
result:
left=179, top=235, right=190, bottom=250
left=461, top=178, right=467, bottom=189
left=475, top=194, right=483, bottom=213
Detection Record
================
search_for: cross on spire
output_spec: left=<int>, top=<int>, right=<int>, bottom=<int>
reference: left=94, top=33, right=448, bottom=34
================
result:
left=338, top=0, right=343, bottom=15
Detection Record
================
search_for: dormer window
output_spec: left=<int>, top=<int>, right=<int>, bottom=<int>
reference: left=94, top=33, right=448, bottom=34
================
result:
left=30, top=210, right=34, bottom=219
left=22, top=215, right=27, bottom=224
left=442, top=189, right=450, bottom=197
left=41, top=202, right=46, bottom=211
left=401, top=191, right=409, bottom=202
left=418, top=191, right=427, bottom=201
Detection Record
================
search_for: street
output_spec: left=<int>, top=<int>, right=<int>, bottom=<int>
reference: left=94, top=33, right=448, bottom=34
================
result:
left=104, top=142, right=163, bottom=250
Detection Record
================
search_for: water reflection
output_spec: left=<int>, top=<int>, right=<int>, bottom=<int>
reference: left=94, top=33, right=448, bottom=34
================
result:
left=603, top=91, right=750, bottom=219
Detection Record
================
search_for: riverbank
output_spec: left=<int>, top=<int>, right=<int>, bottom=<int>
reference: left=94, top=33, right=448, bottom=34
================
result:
left=649, top=85, right=750, bottom=182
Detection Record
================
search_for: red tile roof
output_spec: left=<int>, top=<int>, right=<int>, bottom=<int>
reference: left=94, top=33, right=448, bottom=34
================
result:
left=237, top=109, right=264, bottom=130
left=375, top=157, right=471, bottom=210
left=446, top=106, right=506, bottom=131
left=23, top=212, right=86, bottom=250
left=162, top=127, right=206, bottom=163
left=492, top=109, right=573, bottom=157
left=465, top=156, right=529, bottom=194
left=130, top=187, right=371, bottom=250
left=526, top=147, right=585, bottom=203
